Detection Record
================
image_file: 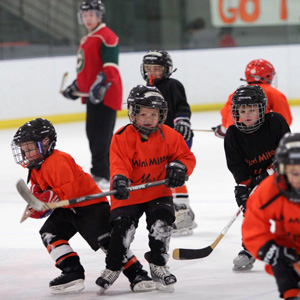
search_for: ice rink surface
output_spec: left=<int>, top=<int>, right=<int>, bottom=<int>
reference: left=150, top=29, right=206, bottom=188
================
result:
left=1, top=107, right=300, bottom=300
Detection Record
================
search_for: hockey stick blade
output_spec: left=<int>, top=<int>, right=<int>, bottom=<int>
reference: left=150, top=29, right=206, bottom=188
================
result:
left=59, top=72, right=68, bottom=94
left=59, top=72, right=89, bottom=97
left=172, top=206, right=243, bottom=260
left=16, top=179, right=167, bottom=211
left=20, top=205, right=34, bottom=223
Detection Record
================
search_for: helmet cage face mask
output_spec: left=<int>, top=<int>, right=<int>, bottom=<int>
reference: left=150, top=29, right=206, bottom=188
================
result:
left=231, top=85, right=267, bottom=134
left=78, top=0, right=105, bottom=24
left=140, top=50, right=173, bottom=82
left=127, top=86, right=168, bottom=137
left=11, top=140, right=45, bottom=169
left=245, top=59, right=276, bottom=85
left=11, top=118, right=57, bottom=169
left=275, top=133, right=300, bottom=203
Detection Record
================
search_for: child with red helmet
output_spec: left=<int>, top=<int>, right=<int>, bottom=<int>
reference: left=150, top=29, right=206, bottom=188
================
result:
left=213, top=59, right=292, bottom=138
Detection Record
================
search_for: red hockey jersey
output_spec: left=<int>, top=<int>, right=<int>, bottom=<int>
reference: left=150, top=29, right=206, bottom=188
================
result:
left=76, top=23, right=122, bottom=111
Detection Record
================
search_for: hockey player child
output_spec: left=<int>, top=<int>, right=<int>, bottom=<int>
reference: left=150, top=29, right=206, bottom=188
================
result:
left=242, top=133, right=300, bottom=300
left=141, top=50, right=196, bottom=236
left=95, top=85, right=196, bottom=293
left=213, top=58, right=292, bottom=138
left=11, top=118, right=155, bottom=295
left=224, top=85, right=290, bottom=271
left=62, top=0, right=122, bottom=190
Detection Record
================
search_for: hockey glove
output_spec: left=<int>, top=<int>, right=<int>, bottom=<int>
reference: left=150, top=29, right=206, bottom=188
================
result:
left=112, top=175, right=130, bottom=200
left=62, top=80, right=79, bottom=100
left=30, top=184, right=59, bottom=218
left=234, top=185, right=250, bottom=211
left=165, top=160, right=187, bottom=188
left=89, top=71, right=112, bottom=105
left=31, top=184, right=60, bottom=203
left=258, top=240, right=299, bottom=267
left=28, top=205, right=52, bottom=219
left=174, top=117, right=194, bottom=141
left=212, top=125, right=226, bottom=139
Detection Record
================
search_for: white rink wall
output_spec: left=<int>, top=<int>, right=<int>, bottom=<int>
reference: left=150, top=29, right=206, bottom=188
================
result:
left=1, top=44, right=300, bottom=121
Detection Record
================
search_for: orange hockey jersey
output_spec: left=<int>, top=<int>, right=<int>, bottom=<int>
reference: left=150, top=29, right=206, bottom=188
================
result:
left=29, top=150, right=108, bottom=208
left=109, top=124, right=196, bottom=210
left=242, top=174, right=300, bottom=260
left=220, top=83, right=292, bottom=129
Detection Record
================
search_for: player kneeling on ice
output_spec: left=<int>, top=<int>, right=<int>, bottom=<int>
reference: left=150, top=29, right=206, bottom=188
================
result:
left=224, top=85, right=290, bottom=271
left=242, top=133, right=300, bottom=300
left=11, top=118, right=154, bottom=295
left=96, top=85, right=196, bottom=293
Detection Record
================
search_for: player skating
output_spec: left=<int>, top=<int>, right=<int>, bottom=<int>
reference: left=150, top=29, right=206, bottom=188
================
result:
left=243, top=133, right=300, bottom=300
left=213, top=58, right=292, bottom=138
left=224, top=85, right=290, bottom=271
left=95, top=85, right=196, bottom=293
left=11, top=118, right=155, bottom=295
left=141, top=50, right=196, bottom=236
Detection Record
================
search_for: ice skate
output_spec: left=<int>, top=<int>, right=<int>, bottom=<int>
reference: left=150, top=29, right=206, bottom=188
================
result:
left=130, top=271, right=156, bottom=292
left=172, top=203, right=197, bottom=236
left=233, top=250, right=255, bottom=271
left=149, top=263, right=177, bottom=292
left=95, top=269, right=121, bottom=294
left=49, top=270, right=85, bottom=295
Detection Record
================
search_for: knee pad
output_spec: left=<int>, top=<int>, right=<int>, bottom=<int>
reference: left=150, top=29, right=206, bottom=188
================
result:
left=149, top=219, right=173, bottom=239
left=112, top=216, right=137, bottom=248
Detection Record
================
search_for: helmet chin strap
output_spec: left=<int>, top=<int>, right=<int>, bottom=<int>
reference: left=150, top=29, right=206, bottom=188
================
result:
left=149, top=76, right=156, bottom=86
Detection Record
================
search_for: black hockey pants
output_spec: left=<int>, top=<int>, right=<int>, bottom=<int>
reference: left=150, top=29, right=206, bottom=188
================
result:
left=106, top=196, right=175, bottom=271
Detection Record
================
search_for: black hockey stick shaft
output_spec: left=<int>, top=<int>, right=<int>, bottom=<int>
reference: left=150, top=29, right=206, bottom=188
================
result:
left=172, top=206, right=243, bottom=260
left=16, top=178, right=168, bottom=211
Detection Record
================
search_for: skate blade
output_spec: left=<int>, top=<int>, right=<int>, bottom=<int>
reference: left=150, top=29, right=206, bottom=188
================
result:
left=97, top=287, right=107, bottom=295
left=232, top=264, right=254, bottom=272
left=154, top=282, right=175, bottom=293
left=50, top=279, right=84, bottom=295
left=132, top=280, right=156, bottom=292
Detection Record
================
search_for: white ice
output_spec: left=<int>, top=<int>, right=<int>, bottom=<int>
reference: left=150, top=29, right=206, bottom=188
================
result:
left=2, top=108, right=300, bottom=300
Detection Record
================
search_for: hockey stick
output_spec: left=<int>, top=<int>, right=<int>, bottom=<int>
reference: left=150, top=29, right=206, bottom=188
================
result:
left=192, top=129, right=214, bottom=132
left=20, top=204, right=34, bottom=223
left=16, top=178, right=168, bottom=211
left=172, top=205, right=243, bottom=260
left=59, top=72, right=89, bottom=97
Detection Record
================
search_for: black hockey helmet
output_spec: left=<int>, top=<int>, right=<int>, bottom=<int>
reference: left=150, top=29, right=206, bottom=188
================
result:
left=78, top=0, right=105, bottom=24
left=231, top=85, right=267, bottom=134
left=11, top=118, right=57, bottom=169
left=140, top=50, right=174, bottom=83
left=127, top=85, right=168, bottom=137
left=275, top=133, right=300, bottom=202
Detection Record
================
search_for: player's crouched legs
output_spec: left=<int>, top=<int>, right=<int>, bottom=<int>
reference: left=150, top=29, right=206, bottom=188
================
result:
left=145, top=198, right=177, bottom=292
left=96, top=215, right=154, bottom=293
